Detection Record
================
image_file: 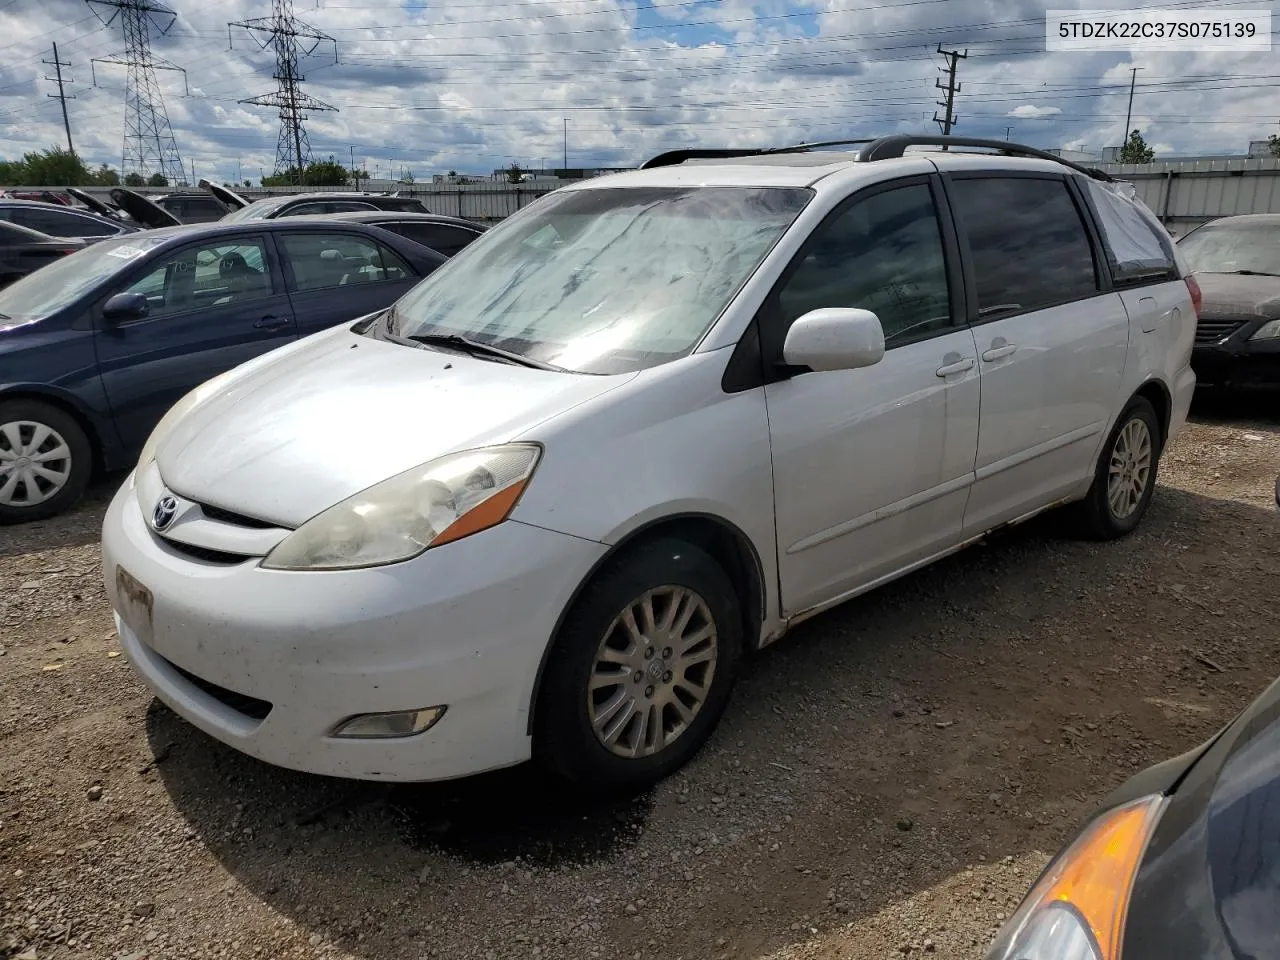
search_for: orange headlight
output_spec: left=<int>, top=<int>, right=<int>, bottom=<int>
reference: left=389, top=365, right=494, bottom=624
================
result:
left=987, top=795, right=1166, bottom=960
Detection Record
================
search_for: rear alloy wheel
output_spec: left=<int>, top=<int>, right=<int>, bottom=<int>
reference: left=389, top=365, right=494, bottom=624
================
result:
left=537, top=538, right=742, bottom=792
left=1075, top=396, right=1161, bottom=540
left=0, top=400, right=92, bottom=525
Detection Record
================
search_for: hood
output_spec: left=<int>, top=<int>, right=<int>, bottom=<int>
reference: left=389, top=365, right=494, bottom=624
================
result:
left=156, top=326, right=636, bottom=527
left=201, top=179, right=248, bottom=210
left=66, top=187, right=124, bottom=220
left=1192, top=271, right=1280, bottom=320
left=1122, top=674, right=1280, bottom=959
left=109, top=187, right=182, bottom=228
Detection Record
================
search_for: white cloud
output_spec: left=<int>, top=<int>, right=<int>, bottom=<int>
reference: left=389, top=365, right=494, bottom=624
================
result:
left=1007, top=105, right=1062, bottom=119
left=0, top=0, right=1275, bottom=181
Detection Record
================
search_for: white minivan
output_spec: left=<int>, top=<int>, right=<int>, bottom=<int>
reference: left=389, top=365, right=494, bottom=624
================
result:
left=102, top=137, right=1197, bottom=791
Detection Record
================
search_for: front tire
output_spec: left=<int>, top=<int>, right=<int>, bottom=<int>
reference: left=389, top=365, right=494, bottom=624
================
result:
left=0, top=399, right=92, bottom=525
left=1075, top=396, right=1161, bottom=540
left=535, top=538, right=742, bottom=793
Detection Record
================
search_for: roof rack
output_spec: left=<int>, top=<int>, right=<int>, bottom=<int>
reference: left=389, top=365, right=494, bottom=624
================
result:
left=640, top=139, right=876, bottom=170
left=857, top=135, right=1113, bottom=181
left=640, top=134, right=1113, bottom=181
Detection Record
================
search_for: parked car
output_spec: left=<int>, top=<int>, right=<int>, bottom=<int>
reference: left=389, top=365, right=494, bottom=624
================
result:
left=0, top=219, right=445, bottom=523
left=101, top=135, right=1196, bottom=792
left=988, top=671, right=1280, bottom=960
left=151, top=191, right=230, bottom=224
left=326, top=210, right=487, bottom=257
left=207, top=182, right=430, bottom=221
left=0, top=198, right=138, bottom=243
left=1177, top=213, right=1280, bottom=390
left=0, top=221, right=85, bottom=288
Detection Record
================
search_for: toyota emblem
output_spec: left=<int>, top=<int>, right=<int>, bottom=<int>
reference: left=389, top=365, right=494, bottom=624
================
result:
left=152, top=495, right=178, bottom=532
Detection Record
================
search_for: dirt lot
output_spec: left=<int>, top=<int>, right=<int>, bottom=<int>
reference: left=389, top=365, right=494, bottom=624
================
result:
left=3, top=399, right=1279, bottom=960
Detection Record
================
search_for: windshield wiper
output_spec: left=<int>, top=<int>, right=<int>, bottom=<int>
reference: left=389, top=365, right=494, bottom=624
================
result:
left=403, top=332, right=566, bottom=372
left=1219, top=269, right=1280, bottom=277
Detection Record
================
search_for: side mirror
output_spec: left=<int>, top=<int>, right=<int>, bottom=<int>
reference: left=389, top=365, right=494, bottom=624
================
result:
left=782, top=307, right=885, bottom=372
left=102, top=292, right=149, bottom=323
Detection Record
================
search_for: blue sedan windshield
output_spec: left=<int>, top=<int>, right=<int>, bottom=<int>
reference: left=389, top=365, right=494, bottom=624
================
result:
left=0, top=234, right=166, bottom=321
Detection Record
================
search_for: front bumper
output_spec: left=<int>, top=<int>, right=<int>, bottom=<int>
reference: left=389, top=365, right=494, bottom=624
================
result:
left=102, top=477, right=607, bottom=782
left=1191, top=318, right=1280, bottom=388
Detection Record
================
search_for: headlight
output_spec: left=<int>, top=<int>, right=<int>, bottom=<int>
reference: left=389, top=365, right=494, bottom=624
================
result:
left=1249, top=318, right=1280, bottom=340
left=986, top=795, right=1165, bottom=960
left=261, top=443, right=541, bottom=571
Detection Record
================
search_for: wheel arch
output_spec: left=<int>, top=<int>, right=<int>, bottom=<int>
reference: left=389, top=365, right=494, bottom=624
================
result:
left=1133, top=377, right=1173, bottom=447
left=525, top=511, right=767, bottom=736
left=0, top=385, right=109, bottom=473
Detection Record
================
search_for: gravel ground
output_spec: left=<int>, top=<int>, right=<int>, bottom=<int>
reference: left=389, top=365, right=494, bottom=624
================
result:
left=2, top=397, right=1278, bottom=960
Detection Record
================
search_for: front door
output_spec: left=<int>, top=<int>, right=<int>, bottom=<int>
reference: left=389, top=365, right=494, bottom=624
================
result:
left=762, top=177, right=981, bottom=617
left=276, top=229, right=422, bottom=336
left=94, top=234, right=298, bottom=453
left=944, top=174, right=1130, bottom=534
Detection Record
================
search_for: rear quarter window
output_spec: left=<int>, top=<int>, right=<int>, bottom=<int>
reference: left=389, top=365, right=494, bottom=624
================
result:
left=1083, top=180, right=1178, bottom=284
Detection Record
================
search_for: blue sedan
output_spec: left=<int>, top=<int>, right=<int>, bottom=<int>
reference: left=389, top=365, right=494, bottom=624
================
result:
left=0, top=218, right=446, bottom=523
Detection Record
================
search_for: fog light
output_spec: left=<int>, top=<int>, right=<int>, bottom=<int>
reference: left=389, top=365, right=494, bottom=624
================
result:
left=331, top=707, right=446, bottom=739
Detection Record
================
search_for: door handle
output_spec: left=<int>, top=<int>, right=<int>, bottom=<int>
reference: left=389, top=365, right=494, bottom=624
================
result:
left=935, top=356, right=975, bottom=377
left=254, top=315, right=289, bottom=331
left=981, top=341, right=1017, bottom=362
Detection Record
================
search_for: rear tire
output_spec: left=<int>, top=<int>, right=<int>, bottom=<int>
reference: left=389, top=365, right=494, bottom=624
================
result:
left=535, top=537, right=742, bottom=794
left=1074, top=396, right=1161, bottom=540
left=0, top=399, right=92, bottom=525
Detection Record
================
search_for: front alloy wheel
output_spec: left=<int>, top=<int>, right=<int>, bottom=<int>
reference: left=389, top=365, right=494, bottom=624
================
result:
left=588, top=586, right=719, bottom=759
left=537, top=537, right=742, bottom=792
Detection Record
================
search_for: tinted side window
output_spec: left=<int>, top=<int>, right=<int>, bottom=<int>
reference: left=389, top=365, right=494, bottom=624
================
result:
left=949, top=177, right=1097, bottom=318
left=280, top=202, right=328, bottom=217
left=120, top=238, right=273, bottom=319
left=776, top=183, right=952, bottom=346
left=279, top=232, right=414, bottom=291
left=1083, top=180, right=1176, bottom=283
left=11, top=207, right=116, bottom=238
left=392, top=222, right=478, bottom=257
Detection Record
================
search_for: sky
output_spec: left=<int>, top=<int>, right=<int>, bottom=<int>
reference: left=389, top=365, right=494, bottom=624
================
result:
left=0, top=0, right=1276, bottom=184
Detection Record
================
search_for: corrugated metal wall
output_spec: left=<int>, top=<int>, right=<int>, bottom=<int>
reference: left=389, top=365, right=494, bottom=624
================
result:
left=1095, top=158, right=1280, bottom=236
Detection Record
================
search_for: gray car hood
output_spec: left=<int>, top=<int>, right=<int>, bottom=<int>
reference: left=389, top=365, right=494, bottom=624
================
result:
left=1193, top=271, right=1280, bottom=319
left=155, top=326, right=635, bottom=527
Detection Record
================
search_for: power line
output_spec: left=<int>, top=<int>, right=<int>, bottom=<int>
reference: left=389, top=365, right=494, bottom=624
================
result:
left=87, top=0, right=187, bottom=183
left=230, top=0, right=339, bottom=184
left=42, top=43, right=76, bottom=155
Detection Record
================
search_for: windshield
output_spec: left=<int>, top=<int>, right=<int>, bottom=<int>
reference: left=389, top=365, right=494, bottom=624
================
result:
left=220, top=199, right=283, bottom=223
left=0, top=234, right=166, bottom=322
left=1179, top=220, right=1280, bottom=276
left=386, top=186, right=811, bottom=374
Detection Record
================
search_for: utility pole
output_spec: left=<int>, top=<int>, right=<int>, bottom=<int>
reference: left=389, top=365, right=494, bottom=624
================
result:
left=563, top=118, right=568, bottom=171
left=933, top=44, right=967, bottom=149
left=350, top=144, right=357, bottom=190
left=44, top=43, right=76, bottom=156
left=1005, top=126, right=1012, bottom=141
left=236, top=158, right=242, bottom=183
left=1123, top=67, right=1142, bottom=147
left=188, top=157, right=195, bottom=185
left=230, top=0, right=338, bottom=187
left=87, top=0, right=187, bottom=183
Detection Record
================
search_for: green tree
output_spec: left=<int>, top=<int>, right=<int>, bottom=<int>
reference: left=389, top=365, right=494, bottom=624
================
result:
left=123, top=172, right=146, bottom=187
left=0, top=159, right=25, bottom=184
left=1118, top=129, right=1155, bottom=164
left=91, top=164, right=120, bottom=186
left=147, top=173, right=168, bottom=187
left=505, top=162, right=523, bottom=183
left=16, top=147, right=92, bottom=185
left=1270, top=134, right=1280, bottom=158
left=244, top=180, right=252, bottom=188
left=262, top=159, right=349, bottom=187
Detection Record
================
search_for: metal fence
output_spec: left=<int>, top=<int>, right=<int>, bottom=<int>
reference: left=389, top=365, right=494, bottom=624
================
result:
left=1094, top=157, right=1280, bottom=236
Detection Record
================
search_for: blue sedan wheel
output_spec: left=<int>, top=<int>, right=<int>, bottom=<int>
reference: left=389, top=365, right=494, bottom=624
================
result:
left=0, top=400, right=92, bottom=524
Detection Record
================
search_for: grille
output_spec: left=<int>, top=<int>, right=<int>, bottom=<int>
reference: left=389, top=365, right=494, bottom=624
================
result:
left=169, top=661, right=273, bottom=721
left=1195, top=318, right=1246, bottom=344
left=157, top=538, right=248, bottom=566
left=199, top=503, right=278, bottom=530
